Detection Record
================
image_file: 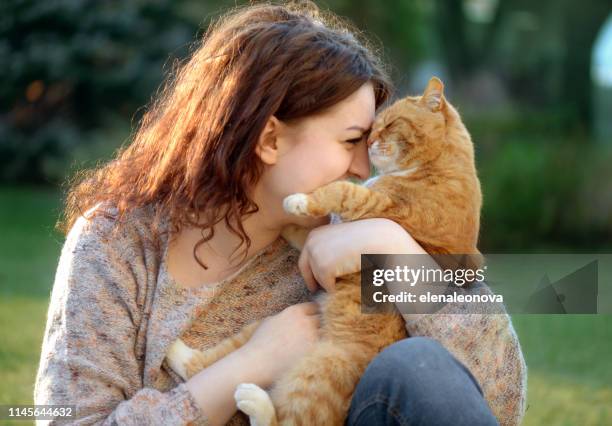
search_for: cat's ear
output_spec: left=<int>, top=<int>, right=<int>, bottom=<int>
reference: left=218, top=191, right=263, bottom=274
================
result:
left=421, top=77, right=445, bottom=112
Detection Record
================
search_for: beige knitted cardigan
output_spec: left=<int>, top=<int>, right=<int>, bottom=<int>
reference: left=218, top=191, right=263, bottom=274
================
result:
left=34, top=203, right=527, bottom=425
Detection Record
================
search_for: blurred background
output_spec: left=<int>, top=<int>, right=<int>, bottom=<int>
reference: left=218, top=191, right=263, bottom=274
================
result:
left=1, top=0, right=611, bottom=424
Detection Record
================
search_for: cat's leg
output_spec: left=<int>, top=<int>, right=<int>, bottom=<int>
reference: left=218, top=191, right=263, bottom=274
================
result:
left=269, top=341, right=375, bottom=426
left=165, top=319, right=262, bottom=380
left=283, top=181, right=393, bottom=222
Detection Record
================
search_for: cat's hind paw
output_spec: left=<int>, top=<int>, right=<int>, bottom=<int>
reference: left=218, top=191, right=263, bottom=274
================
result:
left=283, top=193, right=310, bottom=216
left=234, top=383, right=276, bottom=426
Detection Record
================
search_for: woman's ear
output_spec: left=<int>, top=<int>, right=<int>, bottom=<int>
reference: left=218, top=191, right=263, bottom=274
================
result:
left=255, top=115, right=283, bottom=165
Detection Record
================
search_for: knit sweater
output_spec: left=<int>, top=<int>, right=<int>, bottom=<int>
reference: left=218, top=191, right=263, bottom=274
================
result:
left=34, top=202, right=528, bottom=425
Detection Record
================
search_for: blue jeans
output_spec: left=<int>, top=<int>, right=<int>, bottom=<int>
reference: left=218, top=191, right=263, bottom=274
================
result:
left=345, top=337, right=499, bottom=426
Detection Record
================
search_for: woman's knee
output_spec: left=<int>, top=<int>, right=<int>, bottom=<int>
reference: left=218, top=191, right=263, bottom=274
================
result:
left=351, top=338, right=449, bottom=413
left=378, top=336, right=449, bottom=366
left=364, top=337, right=483, bottom=394
left=347, top=337, right=499, bottom=425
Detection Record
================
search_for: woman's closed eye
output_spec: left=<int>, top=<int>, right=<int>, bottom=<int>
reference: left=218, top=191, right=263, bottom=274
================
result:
left=345, top=136, right=365, bottom=144
left=345, top=130, right=371, bottom=145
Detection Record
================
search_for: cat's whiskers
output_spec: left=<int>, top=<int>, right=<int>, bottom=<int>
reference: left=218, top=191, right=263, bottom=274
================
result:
left=386, top=165, right=419, bottom=177
left=363, top=165, right=419, bottom=188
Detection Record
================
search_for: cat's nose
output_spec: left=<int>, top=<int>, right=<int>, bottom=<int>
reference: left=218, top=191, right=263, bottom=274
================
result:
left=366, top=131, right=379, bottom=147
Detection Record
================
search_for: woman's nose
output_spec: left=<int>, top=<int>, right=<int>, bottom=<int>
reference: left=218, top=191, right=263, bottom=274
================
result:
left=348, top=140, right=371, bottom=180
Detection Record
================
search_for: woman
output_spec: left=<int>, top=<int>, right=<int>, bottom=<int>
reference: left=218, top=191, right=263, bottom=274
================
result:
left=34, top=2, right=527, bottom=425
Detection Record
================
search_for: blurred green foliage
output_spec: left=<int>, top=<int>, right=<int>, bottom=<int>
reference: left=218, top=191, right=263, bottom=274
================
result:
left=0, top=0, right=213, bottom=183
left=466, top=110, right=612, bottom=250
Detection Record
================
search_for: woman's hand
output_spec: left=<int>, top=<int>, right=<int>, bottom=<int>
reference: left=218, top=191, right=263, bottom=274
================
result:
left=240, top=302, right=321, bottom=388
left=298, top=218, right=428, bottom=293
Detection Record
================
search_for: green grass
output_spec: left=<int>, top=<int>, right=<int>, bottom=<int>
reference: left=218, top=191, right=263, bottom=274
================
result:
left=512, top=315, right=612, bottom=425
left=0, top=298, right=50, bottom=404
left=0, top=186, right=611, bottom=425
left=0, top=186, right=64, bottom=299
left=0, top=186, right=64, bottom=425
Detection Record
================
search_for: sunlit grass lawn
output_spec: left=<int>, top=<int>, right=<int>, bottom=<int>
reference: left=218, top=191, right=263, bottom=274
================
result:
left=0, top=186, right=64, bottom=425
left=0, top=186, right=610, bottom=425
left=512, top=316, right=612, bottom=425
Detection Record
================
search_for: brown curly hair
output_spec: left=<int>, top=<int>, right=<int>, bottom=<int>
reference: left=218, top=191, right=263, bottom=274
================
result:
left=57, top=0, right=394, bottom=270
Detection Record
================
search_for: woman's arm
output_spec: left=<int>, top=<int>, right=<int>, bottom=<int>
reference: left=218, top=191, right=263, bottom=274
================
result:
left=185, top=347, right=263, bottom=426
left=186, top=300, right=323, bottom=426
left=34, top=211, right=263, bottom=425
left=296, top=218, right=421, bottom=293
left=300, top=218, right=528, bottom=426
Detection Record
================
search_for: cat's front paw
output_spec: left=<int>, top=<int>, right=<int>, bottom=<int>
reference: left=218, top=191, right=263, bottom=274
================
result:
left=283, top=193, right=310, bottom=216
left=234, top=383, right=275, bottom=426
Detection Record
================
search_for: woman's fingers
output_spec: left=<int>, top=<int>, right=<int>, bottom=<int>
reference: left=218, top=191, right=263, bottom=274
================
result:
left=298, top=243, right=338, bottom=293
left=313, top=269, right=336, bottom=293
left=298, top=249, right=319, bottom=293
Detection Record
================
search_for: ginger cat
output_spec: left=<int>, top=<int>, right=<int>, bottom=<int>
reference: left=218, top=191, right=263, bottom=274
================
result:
left=165, top=77, right=483, bottom=425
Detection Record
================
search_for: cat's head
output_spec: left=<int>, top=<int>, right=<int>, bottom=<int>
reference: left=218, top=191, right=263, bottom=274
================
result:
left=367, top=77, right=455, bottom=175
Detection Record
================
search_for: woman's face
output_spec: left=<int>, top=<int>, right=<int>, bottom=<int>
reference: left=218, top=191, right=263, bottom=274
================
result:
left=253, top=81, right=376, bottom=226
